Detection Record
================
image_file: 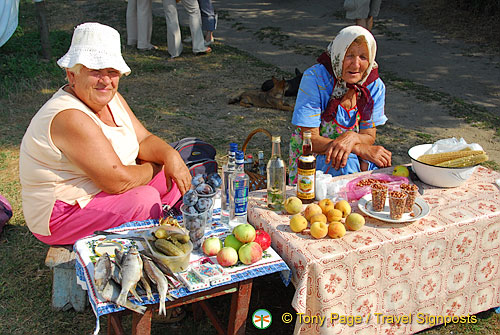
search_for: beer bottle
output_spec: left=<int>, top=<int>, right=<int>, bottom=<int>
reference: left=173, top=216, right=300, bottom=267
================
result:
left=296, top=131, right=316, bottom=204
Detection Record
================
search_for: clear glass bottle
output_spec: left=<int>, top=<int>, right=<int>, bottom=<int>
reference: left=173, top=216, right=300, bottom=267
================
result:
left=245, top=154, right=254, bottom=172
left=267, top=136, right=287, bottom=210
left=221, top=142, right=238, bottom=225
left=296, top=131, right=316, bottom=204
left=258, top=150, right=266, bottom=176
left=229, top=150, right=250, bottom=228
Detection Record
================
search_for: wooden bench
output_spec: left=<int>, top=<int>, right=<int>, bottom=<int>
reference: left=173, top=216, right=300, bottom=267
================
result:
left=45, top=245, right=88, bottom=312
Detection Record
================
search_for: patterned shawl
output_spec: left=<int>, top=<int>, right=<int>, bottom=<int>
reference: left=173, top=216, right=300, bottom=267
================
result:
left=319, top=26, right=379, bottom=122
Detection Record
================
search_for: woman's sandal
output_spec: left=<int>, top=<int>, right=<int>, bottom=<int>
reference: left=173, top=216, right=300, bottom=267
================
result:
left=195, top=47, right=212, bottom=56
left=152, top=306, right=186, bottom=324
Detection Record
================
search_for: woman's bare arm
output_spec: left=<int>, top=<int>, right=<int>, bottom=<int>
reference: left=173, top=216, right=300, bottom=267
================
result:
left=50, top=109, right=158, bottom=194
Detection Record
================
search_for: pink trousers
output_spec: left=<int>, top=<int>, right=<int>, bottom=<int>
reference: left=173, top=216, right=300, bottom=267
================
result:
left=33, top=171, right=182, bottom=245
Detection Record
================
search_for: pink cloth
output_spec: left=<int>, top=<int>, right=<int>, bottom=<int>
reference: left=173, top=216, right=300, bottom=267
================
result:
left=33, top=171, right=181, bottom=245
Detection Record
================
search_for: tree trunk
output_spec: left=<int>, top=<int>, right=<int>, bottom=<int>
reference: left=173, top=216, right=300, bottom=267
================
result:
left=35, top=0, right=51, bottom=59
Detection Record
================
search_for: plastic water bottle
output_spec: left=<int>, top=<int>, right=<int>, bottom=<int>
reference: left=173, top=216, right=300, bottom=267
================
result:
left=221, top=143, right=238, bottom=225
left=229, top=151, right=249, bottom=228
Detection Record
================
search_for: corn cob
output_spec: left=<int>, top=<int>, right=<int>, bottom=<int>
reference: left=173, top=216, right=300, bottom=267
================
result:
left=418, top=150, right=485, bottom=165
left=436, top=153, right=488, bottom=167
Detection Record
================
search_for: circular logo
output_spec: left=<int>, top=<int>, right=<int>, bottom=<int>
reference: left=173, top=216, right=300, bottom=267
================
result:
left=252, top=309, right=272, bottom=329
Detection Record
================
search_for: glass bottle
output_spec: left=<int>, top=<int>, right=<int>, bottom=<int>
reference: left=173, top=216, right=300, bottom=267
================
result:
left=296, top=131, right=316, bottom=204
left=221, top=142, right=238, bottom=225
left=266, top=136, right=287, bottom=211
left=245, top=154, right=254, bottom=172
left=229, top=150, right=250, bottom=228
left=258, top=150, right=266, bottom=176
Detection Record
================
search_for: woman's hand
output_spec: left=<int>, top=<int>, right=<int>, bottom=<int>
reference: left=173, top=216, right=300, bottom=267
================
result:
left=356, top=144, right=392, bottom=168
left=163, top=151, right=192, bottom=195
left=324, top=131, right=361, bottom=170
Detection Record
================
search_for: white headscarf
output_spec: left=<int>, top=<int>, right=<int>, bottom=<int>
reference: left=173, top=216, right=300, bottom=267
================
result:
left=327, top=26, right=377, bottom=99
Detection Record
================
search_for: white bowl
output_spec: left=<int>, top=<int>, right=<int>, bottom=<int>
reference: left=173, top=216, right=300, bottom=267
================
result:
left=408, top=144, right=477, bottom=188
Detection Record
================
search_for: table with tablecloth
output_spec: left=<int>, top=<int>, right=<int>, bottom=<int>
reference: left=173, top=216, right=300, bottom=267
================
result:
left=248, top=166, right=500, bottom=334
left=74, top=208, right=291, bottom=335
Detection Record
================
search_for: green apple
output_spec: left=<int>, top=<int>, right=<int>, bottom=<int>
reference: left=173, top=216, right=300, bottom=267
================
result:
left=224, top=234, right=244, bottom=252
left=392, top=165, right=409, bottom=177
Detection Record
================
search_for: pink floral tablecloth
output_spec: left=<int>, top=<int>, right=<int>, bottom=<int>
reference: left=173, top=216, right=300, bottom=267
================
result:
left=248, top=166, right=500, bottom=334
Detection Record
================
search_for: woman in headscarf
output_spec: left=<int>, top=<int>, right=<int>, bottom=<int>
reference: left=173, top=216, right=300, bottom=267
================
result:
left=288, top=25, right=391, bottom=184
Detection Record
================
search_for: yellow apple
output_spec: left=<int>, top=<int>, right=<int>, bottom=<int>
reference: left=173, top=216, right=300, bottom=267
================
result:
left=310, top=221, right=328, bottom=239
left=392, top=165, right=409, bottom=177
left=334, top=200, right=352, bottom=218
left=326, top=208, right=343, bottom=223
left=345, top=213, right=366, bottom=231
left=318, top=198, right=335, bottom=215
left=290, top=214, right=308, bottom=233
left=309, top=213, right=327, bottom=225
left=304, top=203, right=322, bottom=222
left=328, top=222, right=346, bottom=239
left=284, top=196, right=303, bottom=215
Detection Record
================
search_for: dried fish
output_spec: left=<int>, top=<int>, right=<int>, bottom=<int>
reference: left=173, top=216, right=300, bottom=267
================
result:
left=140, top=250, right=178, bottom=289
left=117, top=246, right=143, bottom=307
left=100, top=279, right=146, bottom=314
left=94, top=252, right=112, bottom=293
left=141, top=254, right=170, bottom=316
left=114, top=247, right=125, bottom=265
left=139, top=272, right=154, bottom=301
left=110, top=260, right=122, bottom=285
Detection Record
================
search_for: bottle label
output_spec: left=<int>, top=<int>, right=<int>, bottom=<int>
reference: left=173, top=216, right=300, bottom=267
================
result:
left=297, top=168, right=315, bottom=199
left=234, top=181, right=248, bottom=215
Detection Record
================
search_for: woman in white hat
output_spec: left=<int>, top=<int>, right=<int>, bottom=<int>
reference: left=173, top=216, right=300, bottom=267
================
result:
left=19, top=22, right=191, bottom=245
left=288, top=26, right=392, bottom=184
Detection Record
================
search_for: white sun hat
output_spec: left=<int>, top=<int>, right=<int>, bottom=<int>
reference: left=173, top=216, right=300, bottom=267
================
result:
left=57, top=22, right=131, bottom=76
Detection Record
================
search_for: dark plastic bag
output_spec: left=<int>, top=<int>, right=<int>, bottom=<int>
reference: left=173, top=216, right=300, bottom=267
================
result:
left=0, top=194, right=13, bottom=234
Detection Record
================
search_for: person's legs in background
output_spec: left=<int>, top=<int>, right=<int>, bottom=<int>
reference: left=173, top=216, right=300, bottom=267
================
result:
left=127, top=0, right=154, bottom=49
left=126, top=0, right=139, bottom=47
left=162, top=0, right=183, bottom=57
left=197, top=0, right=217, bottom=45
left=368, top=0, right=382, bottom=31
left=181, top=0, right=210, bottom=54
left=136, top=0, right=155, bottom=49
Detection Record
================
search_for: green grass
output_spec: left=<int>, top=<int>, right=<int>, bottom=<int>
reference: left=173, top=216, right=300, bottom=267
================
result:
left=0, top=1, right=499, bottom=334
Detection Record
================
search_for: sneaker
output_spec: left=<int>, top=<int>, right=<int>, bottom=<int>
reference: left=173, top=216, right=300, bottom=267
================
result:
left=182, top=36, right=192, bottom=43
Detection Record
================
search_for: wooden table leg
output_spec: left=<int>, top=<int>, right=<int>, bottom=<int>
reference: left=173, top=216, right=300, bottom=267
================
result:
left=107, top=312, right=124, bottom=335
left=132, top=305, right=153, bottom=335
left=199, top=300, right=225, bottom=335
left=227, top=279, right=253, bottom=335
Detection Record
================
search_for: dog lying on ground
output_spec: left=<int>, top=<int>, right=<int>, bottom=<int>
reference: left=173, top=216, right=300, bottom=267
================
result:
left=229, top=77, right=294, bottom=111
left=261, top=68, right=303, bottom=96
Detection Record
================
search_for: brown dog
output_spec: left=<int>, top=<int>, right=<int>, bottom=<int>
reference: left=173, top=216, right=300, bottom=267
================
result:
left=229, top=77, right=294, bottom=111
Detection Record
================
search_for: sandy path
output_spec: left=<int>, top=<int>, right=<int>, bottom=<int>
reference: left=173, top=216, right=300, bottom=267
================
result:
left=153, top=0, right=500, bottom=166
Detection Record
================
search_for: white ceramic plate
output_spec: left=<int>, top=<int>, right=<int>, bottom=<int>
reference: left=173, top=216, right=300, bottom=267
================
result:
left=357, top=194, right=430, bottom=223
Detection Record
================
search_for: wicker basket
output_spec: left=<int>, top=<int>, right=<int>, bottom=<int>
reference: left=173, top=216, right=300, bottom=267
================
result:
left=242, top=128, right=272, bottom=191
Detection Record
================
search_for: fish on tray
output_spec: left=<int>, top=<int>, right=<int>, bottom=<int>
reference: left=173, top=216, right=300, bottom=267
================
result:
left=141, top=254, right=171, bottom=316
left=117, top=246, right=143, bottom=306
left=100, top=279, right=146, bottom=314
left=94, top=252, right=112, bottom=293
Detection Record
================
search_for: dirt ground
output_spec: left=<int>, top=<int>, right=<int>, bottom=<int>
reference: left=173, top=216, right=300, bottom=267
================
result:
left=159, top=0, right=500, bottom=169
